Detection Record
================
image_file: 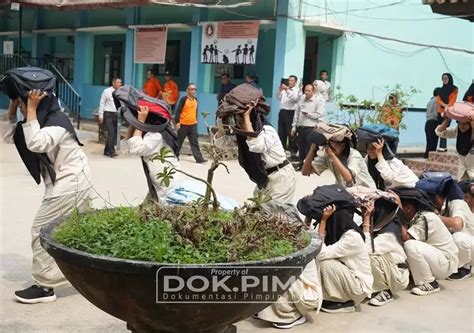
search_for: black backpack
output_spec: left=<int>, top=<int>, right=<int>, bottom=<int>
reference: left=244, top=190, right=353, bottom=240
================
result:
left=297, top=184, right=357, bottom=221
left=2, top=67, right=56, bottom=101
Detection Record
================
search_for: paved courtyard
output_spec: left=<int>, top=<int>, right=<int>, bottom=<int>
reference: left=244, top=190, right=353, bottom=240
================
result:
left=0, top=125, right=473, bottom=332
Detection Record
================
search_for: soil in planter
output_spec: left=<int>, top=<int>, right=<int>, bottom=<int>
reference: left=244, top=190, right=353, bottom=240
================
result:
left=53, top=203, right=311, bottom=264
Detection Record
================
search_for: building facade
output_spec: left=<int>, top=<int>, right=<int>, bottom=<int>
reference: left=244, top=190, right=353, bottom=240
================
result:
left=1, top=0, right=473, bottom=146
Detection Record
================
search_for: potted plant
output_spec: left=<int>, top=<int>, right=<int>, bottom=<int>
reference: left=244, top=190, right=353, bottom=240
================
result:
left=40, top=145, right=321, bottom=333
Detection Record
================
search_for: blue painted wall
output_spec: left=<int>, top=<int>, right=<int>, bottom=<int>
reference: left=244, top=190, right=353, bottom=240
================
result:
left=1, top=0, right=472, bottom=148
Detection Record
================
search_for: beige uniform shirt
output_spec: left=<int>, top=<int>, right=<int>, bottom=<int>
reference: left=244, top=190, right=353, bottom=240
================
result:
left=312, top=148, right=376, bottom=188
left=364, top=231, right=407, bottom=264
left=318, top=229, right=373, bottom=298
left=408, top=211, right=459, bottom=274
left=370, top=157, right=419, bottom=189
left=4, top=119, right=91, bottom=199
left=448, top=199, right=474, bottom=236
left=121, top=132, right=181, bottom=202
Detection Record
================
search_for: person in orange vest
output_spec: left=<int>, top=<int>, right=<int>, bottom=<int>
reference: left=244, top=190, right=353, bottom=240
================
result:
left=143, top=69, right=162, bottom=98
left=162, top=71, right=179, bottom=112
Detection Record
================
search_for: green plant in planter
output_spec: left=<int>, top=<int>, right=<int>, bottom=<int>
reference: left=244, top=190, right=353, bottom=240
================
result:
left=331, top=84, right=420, bottom=130
left=53, top=113, right=311, bottom=263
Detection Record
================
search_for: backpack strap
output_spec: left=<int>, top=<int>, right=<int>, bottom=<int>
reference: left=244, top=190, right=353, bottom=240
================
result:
left=122, top=108, right=169, bottom=133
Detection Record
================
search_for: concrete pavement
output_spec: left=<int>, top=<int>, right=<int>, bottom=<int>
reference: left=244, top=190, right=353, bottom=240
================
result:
left=0, top=124, right=473, bottom=333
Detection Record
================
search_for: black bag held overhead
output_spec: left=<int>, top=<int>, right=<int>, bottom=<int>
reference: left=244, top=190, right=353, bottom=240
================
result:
left=3, top=67, right=57, bottom=101
left=297, top=184, right=357, bottom=221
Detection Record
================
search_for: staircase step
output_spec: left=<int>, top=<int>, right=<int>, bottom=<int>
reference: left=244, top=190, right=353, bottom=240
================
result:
left=403, top=158, right=458, bottom=177
left=428, top=151, right=459, bottom=164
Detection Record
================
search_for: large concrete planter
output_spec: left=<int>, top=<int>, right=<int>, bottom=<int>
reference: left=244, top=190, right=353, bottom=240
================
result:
left=40, top=218, right=322, bottom=333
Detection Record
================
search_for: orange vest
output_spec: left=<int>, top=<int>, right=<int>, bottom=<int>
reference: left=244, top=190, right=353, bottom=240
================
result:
left=163, top=80, right=179, bottom=105
left=143, top=77, right=162, bottom=98
left=179, top=98, right=198, bottom=125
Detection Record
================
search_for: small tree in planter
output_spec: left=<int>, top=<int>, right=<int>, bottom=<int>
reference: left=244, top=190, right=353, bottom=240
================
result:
left=331, top=84, right=420, bottom=130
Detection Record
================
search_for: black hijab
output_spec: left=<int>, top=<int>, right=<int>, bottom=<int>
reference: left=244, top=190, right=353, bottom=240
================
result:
left=372, top=198, right=402, bottom=243
left=456, top=123, right=472, bottom=156
left=321, top=208, right=365, bottom=246
left=9, top=91, right=80, bottom=185
left=463, top=83, right=474, bottom=102
left=235, top=110, right=270, bottom=189
left=439, top=73, right=457, bottom=104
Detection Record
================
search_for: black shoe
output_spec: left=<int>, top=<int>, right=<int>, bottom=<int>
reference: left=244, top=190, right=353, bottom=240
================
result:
left=294, top=164, right=302, bottom=171
left=105, top=153, right=118, bottom=158
left=14, top=285, right=57, bottom=304
left=321, top=300, right=355, bottom=313
left=448, top=267, right=472, bottom=281
left=196, top=159, right=208, bottom=164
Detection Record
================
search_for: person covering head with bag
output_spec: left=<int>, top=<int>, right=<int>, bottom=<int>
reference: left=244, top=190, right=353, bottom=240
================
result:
left=215, top=83, right=296, bottom=204
left=416, top=176, right=474, bottom=280
left=115, top=85, right=181, bottom=203
left=1, top=67, right=92, bottom=304
left=356, top=125, right=418, bottom=190
left=301, top=122, right=376, bottom=189
left=390, top=186, right=459, bottom=296
left=346, top=186, right=409, bottom=307
left=435, top=115, right=474, bottom=181
left=302, top=196, right=373, bottom=313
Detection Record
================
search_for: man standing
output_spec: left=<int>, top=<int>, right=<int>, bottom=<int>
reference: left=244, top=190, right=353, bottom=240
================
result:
left=174, top=83, right=207, bottom=163
left=319, top=70, right=331, bottom=102
left=277, top=75, right=300, bottom=158
left=98, top=77, right=122, bottom=157
left=162, top=71, right=179, bottom=112
left=291, top=84, right=324, bottom=170
left=143, top=69, right=162, bottom=98
left=217, top=73, right=236, bottom=105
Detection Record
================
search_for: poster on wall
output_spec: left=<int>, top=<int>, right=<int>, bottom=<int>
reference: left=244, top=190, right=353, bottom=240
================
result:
left=201, top=21, right=259, bottom=65
left=3, top=41, right=14, bottom=55
left=134, top=26, right=167, bottom=64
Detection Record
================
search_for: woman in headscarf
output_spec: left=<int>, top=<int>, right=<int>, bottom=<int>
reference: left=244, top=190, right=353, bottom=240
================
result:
left=435, top=117, right=473, bottom=181
left=3, top=84, right=91, bottom=304
left=391, top=187, right=458, bottom=296
left=316, top=204, right=373, bottom=313
left=415, top=176, right=474, bottom=281
left=463, top=82, right=474, bottom=103
left=360, top=198, right=409, bottom=306
left=121, top=102, right=181, bottom=203
left=436, top=73, right=458, bottom=152
left=214, top=83, right=296, bottom=204
left=365, top=138, right=418, bottom=190
left=302, top=127, right=376, bottom=189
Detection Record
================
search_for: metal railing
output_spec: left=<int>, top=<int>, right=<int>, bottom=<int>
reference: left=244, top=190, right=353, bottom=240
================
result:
left=1, top=55, right=81, bottom=129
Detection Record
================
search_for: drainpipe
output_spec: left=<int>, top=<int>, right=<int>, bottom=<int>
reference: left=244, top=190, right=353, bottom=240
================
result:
left=18, top=5, right=22, bottom=55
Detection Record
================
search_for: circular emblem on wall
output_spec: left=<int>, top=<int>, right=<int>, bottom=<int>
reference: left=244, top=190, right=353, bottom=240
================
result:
left=205, top=23, right=215, bottom=38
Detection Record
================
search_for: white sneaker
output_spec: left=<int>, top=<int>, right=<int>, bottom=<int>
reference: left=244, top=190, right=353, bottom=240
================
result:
left=272, top=315, right=307, bottom=329
left=411, top=280, right=440, bottom=296
left=369, top=290, right=394, bottom=306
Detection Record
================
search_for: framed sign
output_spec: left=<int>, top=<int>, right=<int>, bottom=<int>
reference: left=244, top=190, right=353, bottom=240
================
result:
left=201, top=21, right=259, bottom=65
left=134, top=26, right=168, bottom=64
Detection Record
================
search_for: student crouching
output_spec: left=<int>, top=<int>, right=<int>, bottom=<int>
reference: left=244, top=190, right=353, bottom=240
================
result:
left=391, top=187, right=459, bottom=296
left=416, top=176, right=474, bottom=280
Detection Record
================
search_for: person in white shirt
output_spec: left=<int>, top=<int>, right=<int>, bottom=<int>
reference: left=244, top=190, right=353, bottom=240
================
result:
left=121, top=105, right=181, bottom=203
left=291, top=84, right=324, bottom=170
left=435, top=118, right=474, bottom=181
left=392, top=187, right=459, bottom=296
left=98, top=77, right=122, bottom=157
left=277, top=75, right=300, bottom=158
left=4, top=91, right=91, bottom=304
left=365, top=138, right=418, bottom=190
left=319, top=70, right=331, bottom=102
left=236, top=108, right=296, bottom=204
left=317, top=205, right=373, bottom=313
left=361, top=199, right=409, bottom=307
left=302, top=136, right=376, bottom=189
left=415, top=177, right=474, bottom=280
